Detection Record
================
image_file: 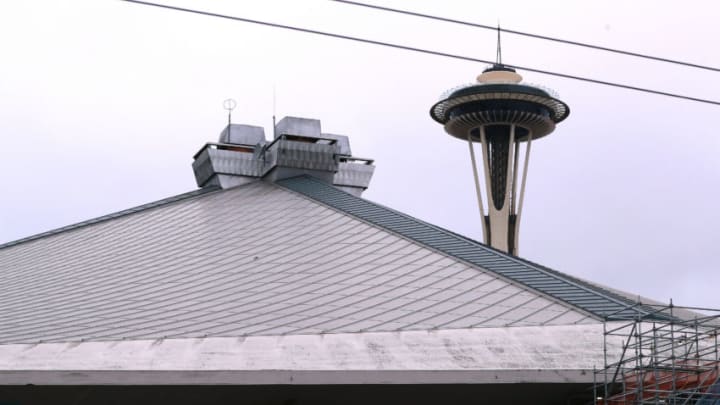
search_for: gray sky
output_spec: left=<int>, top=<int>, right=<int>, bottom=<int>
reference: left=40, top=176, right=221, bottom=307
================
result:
left=1, top=0, right=719, bottom=308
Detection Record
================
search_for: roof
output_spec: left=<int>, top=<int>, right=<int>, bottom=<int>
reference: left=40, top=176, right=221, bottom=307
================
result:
left=278, top=176, right=656, bottom=318
left=0, top=186, right=219, bottom=250
left=0, top=176, right=655, bottom=345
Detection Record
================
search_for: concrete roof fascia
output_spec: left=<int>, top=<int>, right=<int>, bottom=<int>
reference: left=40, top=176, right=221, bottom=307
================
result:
left=0, top=369, right=595, bottom=385
left=0, top=323, right=622, bottom=384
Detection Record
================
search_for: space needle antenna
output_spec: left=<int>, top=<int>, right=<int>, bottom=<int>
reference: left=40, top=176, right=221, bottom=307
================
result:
left=496, top=24, right=502, bottom=64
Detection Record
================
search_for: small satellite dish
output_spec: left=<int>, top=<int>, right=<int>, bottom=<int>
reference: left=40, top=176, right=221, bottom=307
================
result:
left=223, top=98, right=237, bottom=131
left=223, top=98, right=237, bottom=112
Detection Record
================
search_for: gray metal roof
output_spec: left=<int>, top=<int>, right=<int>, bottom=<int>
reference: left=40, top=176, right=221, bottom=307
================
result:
left=278, top=176, right=658, bottom=320
left=0, top=186, right=219, bottom=250
left=0, top=179, right=608, bottom=345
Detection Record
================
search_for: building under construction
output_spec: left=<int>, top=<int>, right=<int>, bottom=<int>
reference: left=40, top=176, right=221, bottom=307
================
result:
left=595, top=304, right=720, bottom=405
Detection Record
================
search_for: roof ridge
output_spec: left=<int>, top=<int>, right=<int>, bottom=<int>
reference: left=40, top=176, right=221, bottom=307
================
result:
left=437, top=226, right=660, bottom=315
left=276, top=175, right=664, bottom=321
left=0, top=185, right=221, bottom=251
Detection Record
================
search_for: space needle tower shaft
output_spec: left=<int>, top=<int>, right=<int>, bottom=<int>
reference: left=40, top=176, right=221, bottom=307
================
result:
left=430, top=49, right=569, bottom=255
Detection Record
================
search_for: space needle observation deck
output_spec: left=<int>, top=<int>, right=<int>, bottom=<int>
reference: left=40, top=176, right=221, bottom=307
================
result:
left=430, top=64, right=569, bottom=255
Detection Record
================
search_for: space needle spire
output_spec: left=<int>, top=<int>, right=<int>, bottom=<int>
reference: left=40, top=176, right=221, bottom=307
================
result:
left=430, top=36, right=570, bottom=255
left=496, top=25, right=502, bottom=65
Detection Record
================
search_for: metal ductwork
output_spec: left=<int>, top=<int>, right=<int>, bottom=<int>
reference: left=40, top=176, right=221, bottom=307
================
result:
left=192, top=116, right=375, bottom=196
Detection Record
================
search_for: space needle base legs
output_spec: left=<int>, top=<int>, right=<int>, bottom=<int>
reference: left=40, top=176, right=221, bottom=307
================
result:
left=467, top=125, right=533, bottom=256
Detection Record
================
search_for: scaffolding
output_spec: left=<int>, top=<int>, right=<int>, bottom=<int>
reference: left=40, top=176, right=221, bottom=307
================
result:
left=595, top=303, right=720, bottom=405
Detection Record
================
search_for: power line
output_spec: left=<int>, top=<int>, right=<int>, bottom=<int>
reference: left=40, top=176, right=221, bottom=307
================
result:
left=332, top=0, right=720, bottom=73
left=120, top=0, right=720, bottom=107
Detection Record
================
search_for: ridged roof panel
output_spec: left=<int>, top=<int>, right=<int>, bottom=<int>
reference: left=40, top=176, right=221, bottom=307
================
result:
left=0, top=180, right=600, bottom=344
left=277, top=176, right=659, bottom=321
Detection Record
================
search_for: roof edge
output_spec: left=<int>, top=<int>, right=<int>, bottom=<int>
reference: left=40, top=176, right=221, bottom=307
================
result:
left=0, top=185, right=221, bottom=251
left=0, top=324, right=611, bottom=383
left=0, top=369, right=595, bottom=385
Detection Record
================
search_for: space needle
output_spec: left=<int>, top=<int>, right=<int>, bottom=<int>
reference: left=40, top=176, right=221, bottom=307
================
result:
left=430, top=39, right=569, bottom=255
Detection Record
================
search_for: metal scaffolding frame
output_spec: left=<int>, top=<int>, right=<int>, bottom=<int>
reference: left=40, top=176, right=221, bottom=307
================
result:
left=595, top=303, right=720, bottom=405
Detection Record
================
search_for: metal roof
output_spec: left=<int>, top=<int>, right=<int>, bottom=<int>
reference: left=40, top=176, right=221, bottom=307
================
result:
left=0, top=179, right=603, bottom=345
left=277, top=176, right=657, bottom=320
left=0, top=186, right=220, bottom=250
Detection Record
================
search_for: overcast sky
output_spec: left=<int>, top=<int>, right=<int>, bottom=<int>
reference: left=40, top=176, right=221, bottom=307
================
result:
left=1, top=0, right=719, bottom=308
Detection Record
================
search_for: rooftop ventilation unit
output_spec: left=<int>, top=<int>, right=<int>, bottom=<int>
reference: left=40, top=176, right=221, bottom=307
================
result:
left=192, top=116, right=375, bottom=196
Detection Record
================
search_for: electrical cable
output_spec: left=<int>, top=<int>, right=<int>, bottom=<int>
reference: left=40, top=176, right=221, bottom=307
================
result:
left=119, top=0, right=720, bottom=106
left=332, top=0, right=720, bottom=73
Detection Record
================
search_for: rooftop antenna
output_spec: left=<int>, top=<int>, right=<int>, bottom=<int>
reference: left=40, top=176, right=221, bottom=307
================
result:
left=272, top=85, right=277, bottom=138
left=223, top=98, right=237, bottom=142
